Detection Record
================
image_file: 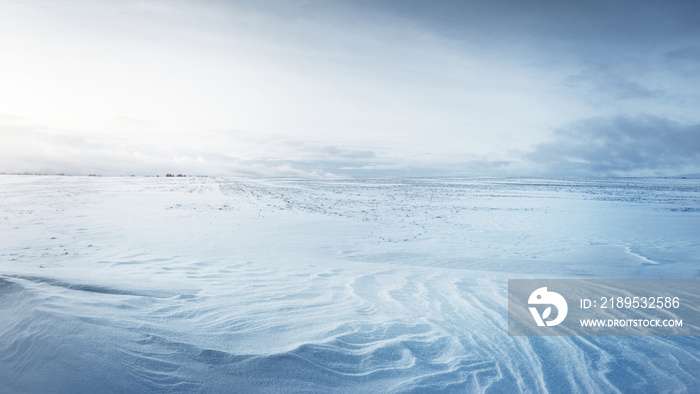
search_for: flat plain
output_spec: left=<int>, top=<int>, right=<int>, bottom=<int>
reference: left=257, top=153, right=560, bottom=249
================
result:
left=1, top=175, right=699, bottom=393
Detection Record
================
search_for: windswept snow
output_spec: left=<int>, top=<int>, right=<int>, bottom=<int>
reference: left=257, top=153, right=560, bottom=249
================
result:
left=1, top=175, right=699, bottom=393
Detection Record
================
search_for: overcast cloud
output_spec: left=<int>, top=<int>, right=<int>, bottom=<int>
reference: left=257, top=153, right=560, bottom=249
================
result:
left=526, top=115, right=700, bottom=176
left=0, top=0, right=698, bottom=176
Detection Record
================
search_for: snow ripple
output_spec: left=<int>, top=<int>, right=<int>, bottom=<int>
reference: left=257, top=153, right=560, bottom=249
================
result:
left=1, top=176, right=699, bottom=393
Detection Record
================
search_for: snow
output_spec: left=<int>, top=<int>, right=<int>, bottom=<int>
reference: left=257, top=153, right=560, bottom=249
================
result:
left=1, top=175, right=699, bottom=393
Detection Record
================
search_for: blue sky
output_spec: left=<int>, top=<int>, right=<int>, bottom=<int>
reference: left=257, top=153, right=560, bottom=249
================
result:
left=0, top=0, right=698, bottom=176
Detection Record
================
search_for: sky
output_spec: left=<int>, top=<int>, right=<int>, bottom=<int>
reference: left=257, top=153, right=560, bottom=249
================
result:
left=0, top=0, right=698, bottom=177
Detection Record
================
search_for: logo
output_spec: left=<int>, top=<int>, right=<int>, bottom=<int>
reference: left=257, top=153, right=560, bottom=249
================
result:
left=528, top=287, right=568, bottom=326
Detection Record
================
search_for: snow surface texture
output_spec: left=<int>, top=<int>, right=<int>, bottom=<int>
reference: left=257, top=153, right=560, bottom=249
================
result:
left=1, top=175, right=699, bottom=393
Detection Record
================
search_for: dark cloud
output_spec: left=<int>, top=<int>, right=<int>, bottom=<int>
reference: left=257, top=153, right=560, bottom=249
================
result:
left=527, top=115, right=700, bottom=175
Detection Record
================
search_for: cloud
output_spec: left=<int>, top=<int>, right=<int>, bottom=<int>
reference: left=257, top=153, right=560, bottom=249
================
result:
left=663, top=47, right=700, bottom=62
left=0, top=118, right=379, bottom=177
left=2, top=1, right=699, bottom=178
left=662, top=47, right=700, bottom=75
left=565, top=63, right=665, bottom=100
left=314, top=146, right=376, bottom=160
left=526, top=115, right=700, bottom=175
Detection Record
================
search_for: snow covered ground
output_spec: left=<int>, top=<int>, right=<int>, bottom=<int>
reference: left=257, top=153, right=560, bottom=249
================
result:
left=1, top=175, right=699, bottom=393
